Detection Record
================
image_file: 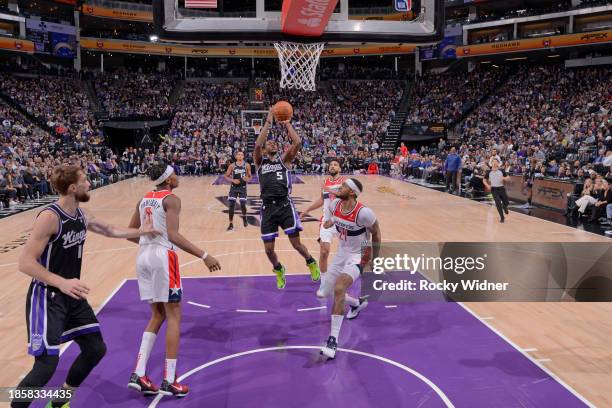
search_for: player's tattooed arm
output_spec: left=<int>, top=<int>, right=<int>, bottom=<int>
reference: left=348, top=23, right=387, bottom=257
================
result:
left=18, top=210, right=90, bottom=299
left=82, top=208, right=160, bottom=239
left=254, top=110, right=274, bottom=166
left=282, top=121, right=301, bottom=167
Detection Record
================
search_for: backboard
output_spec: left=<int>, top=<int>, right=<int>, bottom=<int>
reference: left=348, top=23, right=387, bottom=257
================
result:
left=153, top=0, right=444, bottom=44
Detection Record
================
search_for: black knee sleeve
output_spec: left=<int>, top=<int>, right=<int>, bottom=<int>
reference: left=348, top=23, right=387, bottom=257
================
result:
left=240, top=201, right=247, bottom=215
left=66, top=333, right=106, bottom=387
left=11, top=354, right=60, bottom=408
left=19, top=354, right=59, bottom=387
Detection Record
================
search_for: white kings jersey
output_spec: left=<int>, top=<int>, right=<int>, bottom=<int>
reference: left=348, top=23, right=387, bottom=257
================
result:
left=320, top=176, right=345, bottom=223
left=138, top=190, right=177, bottom=250
left=325, top=198, right=376, bottom=254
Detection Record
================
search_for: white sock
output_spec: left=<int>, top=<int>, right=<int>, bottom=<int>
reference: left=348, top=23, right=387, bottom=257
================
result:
left=165, top=359, right=177, bottom=383
left=331, top=314, right=344, bottom=340
left=345, top=294, right=359, bottom=307
left=134, top=332, right=157, bottom=377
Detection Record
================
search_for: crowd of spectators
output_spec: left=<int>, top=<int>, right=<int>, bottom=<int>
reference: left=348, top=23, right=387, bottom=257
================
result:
left=252, top=77, right=403, bottom=173
left=93, top=69, right=178, bottom=118
left=0, top=73, right=104, bottom=147
left=0, top=100, right=126, bottom=208
left=155, top=80, right=251, bottom=175
left=147, top=77, right=403, bottom=176
left=396, top=64, right=612, bottom=224
left=406, top=67, right=508, bottom=126
left=1, top=59, right=610, bottom=228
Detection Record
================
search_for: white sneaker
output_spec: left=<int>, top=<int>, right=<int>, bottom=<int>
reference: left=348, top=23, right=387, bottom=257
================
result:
left=346, top=296, right=369, bottom=320
left=316, top=277, right=329, bottom=298
left=320, top=336, right=337, bottom=359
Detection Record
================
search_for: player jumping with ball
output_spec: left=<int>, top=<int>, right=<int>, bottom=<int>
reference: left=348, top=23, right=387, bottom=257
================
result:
left=254, top=108, right=320, bottom=289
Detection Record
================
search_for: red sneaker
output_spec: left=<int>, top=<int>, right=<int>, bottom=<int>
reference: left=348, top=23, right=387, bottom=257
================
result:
left=159, top=379, right=189, bottom=397
left=127, top=373, right=159, bottom=395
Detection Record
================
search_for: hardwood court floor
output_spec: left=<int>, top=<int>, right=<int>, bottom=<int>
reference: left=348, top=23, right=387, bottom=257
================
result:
left=0, top=175, right=610, bottom=406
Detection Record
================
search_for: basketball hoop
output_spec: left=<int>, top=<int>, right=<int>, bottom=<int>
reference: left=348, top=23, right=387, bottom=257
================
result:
left=274, top=42, right=325, bottom=92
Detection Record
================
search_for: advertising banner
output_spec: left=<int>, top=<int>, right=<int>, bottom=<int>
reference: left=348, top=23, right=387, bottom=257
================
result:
left=81, top=38, right=416, bottom=58
left=0, top=37, right=35, bottom=54
left=81, top=3, right=153, bottom=22
left=458, top=30, right=611, bottom=57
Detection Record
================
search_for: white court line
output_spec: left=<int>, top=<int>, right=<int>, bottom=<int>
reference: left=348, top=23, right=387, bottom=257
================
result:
left=458, top=303, right=595, bottom=408
left=385, top=305, right=398, bottom=309
left=187, top=301, right=211, bottom=309
left=235, top=309, right=267, bottom=313
left=480, top=316, right=494, bottom=320
left=521, top=348, right=538, bottom=352
left=297, top=306, right=326, bottom=312
left=147, top=346, right=455, bottom=408
left=59, top=278, right=127, bottom=357
left=537, top=358, right=552, bottom=363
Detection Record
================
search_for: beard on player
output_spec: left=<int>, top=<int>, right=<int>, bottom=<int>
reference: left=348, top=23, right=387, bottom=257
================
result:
left=75, top=190, right=90, bottom=202
left=265, top=140, right=279, bottom=155
left=328, top=160, right=340, bottom=177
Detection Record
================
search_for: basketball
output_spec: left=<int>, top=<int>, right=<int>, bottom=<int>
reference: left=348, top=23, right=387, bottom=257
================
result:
left=273, top=101, right=293, bottom=122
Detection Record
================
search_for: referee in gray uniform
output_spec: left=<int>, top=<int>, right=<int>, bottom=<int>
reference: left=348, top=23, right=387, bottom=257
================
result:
left=484, top=158, right=510, bottom=223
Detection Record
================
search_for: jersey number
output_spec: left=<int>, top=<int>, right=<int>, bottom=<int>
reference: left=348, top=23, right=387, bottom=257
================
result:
left=276, top=171, right=284, bottom=181
left=338, top=227, right=348, bottom=241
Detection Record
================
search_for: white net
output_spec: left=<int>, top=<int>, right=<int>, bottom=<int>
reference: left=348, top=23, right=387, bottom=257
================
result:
left=274, top=42, right=325, bottom=92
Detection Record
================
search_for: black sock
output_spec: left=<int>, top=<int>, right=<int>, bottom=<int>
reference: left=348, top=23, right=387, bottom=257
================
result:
left=306, top=257, right=315, bottom=265
left=274, top=263, right=282, bottom=270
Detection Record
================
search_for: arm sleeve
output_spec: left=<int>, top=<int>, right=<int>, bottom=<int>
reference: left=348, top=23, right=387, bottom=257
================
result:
left=357, top=207, right=377, bottom=228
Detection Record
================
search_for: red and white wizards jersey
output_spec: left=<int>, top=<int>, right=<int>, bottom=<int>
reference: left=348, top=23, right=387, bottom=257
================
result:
left=138, top=190, right=177, bottom=251
left=321, top=176, right=345, bottom=222
left=325, top=198, right=377, bottom=254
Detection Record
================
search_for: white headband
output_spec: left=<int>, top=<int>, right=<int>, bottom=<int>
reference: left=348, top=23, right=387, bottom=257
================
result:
left=153, top=165, right=174, bottom=185
left=345, top=179, right=361, bottom=197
